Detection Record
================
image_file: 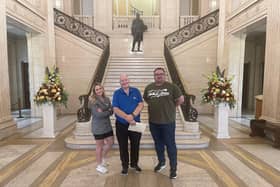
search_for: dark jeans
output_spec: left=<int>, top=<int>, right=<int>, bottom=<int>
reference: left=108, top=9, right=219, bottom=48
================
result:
left=149, top=122, right=177, bottom=170
left=116, top=121, right=142, bottom=169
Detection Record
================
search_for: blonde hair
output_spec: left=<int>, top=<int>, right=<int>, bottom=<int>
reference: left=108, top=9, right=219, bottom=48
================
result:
left=90, top=83, right=106, bottom=103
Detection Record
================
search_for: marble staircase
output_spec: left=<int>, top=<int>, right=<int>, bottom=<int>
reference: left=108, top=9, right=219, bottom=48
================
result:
left=65, top=56, right=210, bottom=149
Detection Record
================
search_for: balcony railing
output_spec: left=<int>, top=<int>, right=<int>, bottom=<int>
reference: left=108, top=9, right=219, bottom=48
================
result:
left=165, top=9, right=219, bottom=49
left=113, top=16, right=160, bottom=31
left=179, top=15, right=200, bottom=28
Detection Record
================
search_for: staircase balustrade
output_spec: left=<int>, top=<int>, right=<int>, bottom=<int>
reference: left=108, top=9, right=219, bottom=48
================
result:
left=165, top=9, right=219, bottom=49
left=163, top=10, right=220, bottom=121
left=54, top=8, right=108, bottom=50
left=164, top=44, right=198, bottom=122
left=53, top=8, right=110, bottom=122
left=179, top=15, right=200, bottom=28
left=73, top=15, right=94, bottom=28
left=113, top=16, right=160, bottom=31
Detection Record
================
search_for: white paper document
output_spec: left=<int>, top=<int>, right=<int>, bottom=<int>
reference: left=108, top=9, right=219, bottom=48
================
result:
left=128, top=122, right=147, bottom=133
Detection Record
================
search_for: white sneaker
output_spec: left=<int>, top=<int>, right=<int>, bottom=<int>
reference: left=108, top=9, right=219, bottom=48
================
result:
left=102, top=159, right=109, bottom=167
left=96, top=164, right=108, bottom=174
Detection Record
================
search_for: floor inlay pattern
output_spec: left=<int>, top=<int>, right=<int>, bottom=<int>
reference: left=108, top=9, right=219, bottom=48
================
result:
left=0, top=119, right=280, bottom=187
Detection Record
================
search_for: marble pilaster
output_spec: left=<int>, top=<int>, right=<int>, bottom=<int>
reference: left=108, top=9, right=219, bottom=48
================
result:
left=227, top=33, right=247, bottom=117
left=0, top=0, right=16, bottom=140
left=216, top=0, right=227, bottom=69
left=262, top=0, right=280, bottom=123
left=94, top=0, right=113, bottom=32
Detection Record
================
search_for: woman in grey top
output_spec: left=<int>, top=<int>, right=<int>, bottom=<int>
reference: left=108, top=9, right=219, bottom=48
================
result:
left=90, top=83, right=114, bottom=174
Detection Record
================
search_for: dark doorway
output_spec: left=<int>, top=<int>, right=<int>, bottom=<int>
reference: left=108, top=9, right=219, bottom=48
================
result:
left=21, top=62, right=30, bottom=109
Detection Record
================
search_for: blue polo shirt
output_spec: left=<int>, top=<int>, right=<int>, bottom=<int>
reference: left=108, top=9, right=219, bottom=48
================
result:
left=112, top=87, right=143, bottom=125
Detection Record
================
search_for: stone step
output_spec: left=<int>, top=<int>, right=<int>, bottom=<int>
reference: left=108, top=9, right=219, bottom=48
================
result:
left=110, top=58, right=164, bottom=62
left=106, top=69, right=162, bottom=72
left=103, top=82, right=155, bottom=87
left=65, top=135, right=210, bottom=149
left=104, top=79, right=154, bottom=83
left=105, top=75, right=155, bottom=79
left=65, top=54, right=209, bottom=150
left=104, top=72, right=156, bottom=76
left=108, top=63, right=164, bottom=67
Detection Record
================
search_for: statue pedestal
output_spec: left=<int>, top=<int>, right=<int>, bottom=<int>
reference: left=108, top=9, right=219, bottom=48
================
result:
left=213, top=103, right=230, bottom=139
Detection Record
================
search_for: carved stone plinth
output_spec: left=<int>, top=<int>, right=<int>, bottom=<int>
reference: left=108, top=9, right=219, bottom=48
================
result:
left=213, top=103, right=230, bottom=139
left=42, top=103, right=57, bottom=138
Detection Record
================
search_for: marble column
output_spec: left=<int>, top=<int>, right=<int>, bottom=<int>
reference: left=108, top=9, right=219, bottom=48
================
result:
left=262, top=0, right=280, bottom=123
left=62, top=0, right=73, bottom=16
left=46, top=0, right=56, bottom=67
left=94, top=0, right=113, bottom=32
left=0, top=0, right=16, bottom=140
left=227, top=33, right=247, bottom=117
left=216, top=0, right=227, bottom=69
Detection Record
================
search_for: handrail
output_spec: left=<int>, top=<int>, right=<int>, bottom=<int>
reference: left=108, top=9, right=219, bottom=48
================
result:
left=165, top=9, right=219, bottom=49
left=163, top=10, right=220, bottom=121
left=77, top=45, right=110, bottom=122
left=53, top=8, right=110, bottom=122
left=164, top=43, right=198, bottom=122
left=54, top=8, right=109, bottom=50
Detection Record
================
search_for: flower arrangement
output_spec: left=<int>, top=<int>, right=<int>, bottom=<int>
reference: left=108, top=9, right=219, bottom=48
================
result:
left=34, top=66, right=68, bottom=107
left=201, top=66, right=236, bottom=109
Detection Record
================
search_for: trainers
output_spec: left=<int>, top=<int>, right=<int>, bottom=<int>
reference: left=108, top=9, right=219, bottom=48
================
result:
left=154, top=162, right=166, bottom=172
left=170, top=169, right=177, bottom=179
left=121, top=168, right=128, bottom=176
left=131, top=165, right=142, bottom=173
left=101, top=158, right=109, bottom=167
left=96, top=164, right=108, bottom=174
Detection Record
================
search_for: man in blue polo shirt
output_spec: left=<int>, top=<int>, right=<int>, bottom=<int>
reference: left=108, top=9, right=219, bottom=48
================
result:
left=112, top=73, right=144, bottom=175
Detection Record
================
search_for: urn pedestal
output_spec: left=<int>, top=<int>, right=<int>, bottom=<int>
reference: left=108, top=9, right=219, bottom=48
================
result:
left=213, top=103, right=230, bottom=139
left=42, top=103, right=57, bottom=138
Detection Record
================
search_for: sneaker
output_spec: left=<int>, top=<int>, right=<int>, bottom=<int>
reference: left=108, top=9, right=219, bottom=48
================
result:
left=102, top=159, right=109, bottom=167
left=96, top=164, right=108, bottom=174
left=131, top=165, right=142, bottom=173
left=170, top=169, right=177, bottom=179
left=121, top=168, right=128, bottom=176
left=154, top=162, right=166, bottom=173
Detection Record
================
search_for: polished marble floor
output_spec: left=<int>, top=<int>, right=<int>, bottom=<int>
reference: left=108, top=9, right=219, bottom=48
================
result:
left=0, top=116, right=280, bottom=187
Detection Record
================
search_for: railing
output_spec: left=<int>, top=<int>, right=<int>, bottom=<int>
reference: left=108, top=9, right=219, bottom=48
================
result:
left=113, top=16, right=160, bottom=31
left=54, top=8, right=109, bottom=50
left=163, top=10, right=220, bottom=121
left=130, top=5, right=143, bottom=15
left=179, top=15, right=200, bottom=28
left=164, top=43, right=198, bottom=122
left=165, top=9, right=219, bottom=49
left=53, top=8, right=110, bottom=122
left=73, top=15, right=94, bottom=28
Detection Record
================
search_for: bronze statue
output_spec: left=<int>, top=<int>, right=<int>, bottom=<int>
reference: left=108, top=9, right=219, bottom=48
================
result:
left=131, top=13, right=147, bottom=52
